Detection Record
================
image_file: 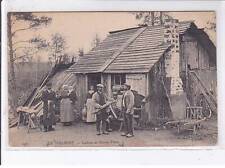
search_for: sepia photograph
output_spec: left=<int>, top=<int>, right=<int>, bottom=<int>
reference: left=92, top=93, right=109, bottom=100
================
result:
left=7, top=11, right=217, bottom=147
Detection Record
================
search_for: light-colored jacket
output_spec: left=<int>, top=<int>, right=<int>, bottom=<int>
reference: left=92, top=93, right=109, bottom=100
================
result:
left=122, top=90, right=135, bottom=114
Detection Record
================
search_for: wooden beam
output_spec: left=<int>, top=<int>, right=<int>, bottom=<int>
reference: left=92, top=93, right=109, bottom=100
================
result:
left=146, top=73, right=149, bottom=96
left=107, top=74, right=112, bottom=97
left=100, top=73, right=104, bottom=84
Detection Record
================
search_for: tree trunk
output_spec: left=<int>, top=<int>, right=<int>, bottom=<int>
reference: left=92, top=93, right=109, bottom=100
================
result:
left=7, top=13, right=17, bottom=115
left=151, top=12, right=154, bottom=26
left=160, top=12, right=163, bottom=25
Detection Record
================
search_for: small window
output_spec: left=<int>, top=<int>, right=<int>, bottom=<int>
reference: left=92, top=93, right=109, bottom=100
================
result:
left=115, top=75, right=121, bottom=84
left=111, top=74, right=126, bottom=86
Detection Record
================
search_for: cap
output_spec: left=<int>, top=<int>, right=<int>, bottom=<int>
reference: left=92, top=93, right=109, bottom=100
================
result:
left=123, top=83, right=130, bottom=87
left=97, top=84, right=104, bottom=88
left=62, top=85, right=69, bottom=90
left=112, top=91, right=118, bottom=95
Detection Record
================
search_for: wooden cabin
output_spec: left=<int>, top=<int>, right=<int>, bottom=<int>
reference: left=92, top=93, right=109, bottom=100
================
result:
left=65, top=19, right=216, bottom=125
left=21, top=19, right=216, bottom=126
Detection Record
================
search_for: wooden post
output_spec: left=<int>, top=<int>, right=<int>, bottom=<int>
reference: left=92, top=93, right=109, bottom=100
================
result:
left=184, top=41, right=189, bottom=92
left=146, top=73, right=149, bottom=97
left=84, top=74, right=88, bottom=92
left=101, top=73, right=104, bottom=84
left=197, top=42, right=200, bottom=70
left=107, top=74, right=112, bottom=97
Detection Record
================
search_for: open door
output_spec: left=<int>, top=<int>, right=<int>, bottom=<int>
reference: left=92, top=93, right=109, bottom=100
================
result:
left=87, top=73, right=101, bottom=91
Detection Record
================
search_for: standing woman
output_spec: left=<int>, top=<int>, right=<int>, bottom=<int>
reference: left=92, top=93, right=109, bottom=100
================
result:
left=69, top=86, right=78, bottom=121
left=60, top=85, right=74, bottom=126
left=85, top=85, right=96, bottom=122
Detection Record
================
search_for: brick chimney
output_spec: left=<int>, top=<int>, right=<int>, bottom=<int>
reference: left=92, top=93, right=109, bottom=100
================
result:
left=164, top=18, right=183, bottom=95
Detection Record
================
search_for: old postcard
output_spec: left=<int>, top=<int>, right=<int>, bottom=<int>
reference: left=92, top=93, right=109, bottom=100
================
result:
left=7, top=11, right=217, bottom=147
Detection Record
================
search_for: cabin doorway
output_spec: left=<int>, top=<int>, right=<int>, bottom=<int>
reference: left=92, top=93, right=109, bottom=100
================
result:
left=87, top=73, right=101, bottom=92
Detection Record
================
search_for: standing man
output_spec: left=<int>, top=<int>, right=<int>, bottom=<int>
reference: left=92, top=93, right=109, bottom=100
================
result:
left=41, top=82, right=56, bottom=132
left=92, top=84, right=109, bottom=135
left=121, top=83, right=135, bottom=138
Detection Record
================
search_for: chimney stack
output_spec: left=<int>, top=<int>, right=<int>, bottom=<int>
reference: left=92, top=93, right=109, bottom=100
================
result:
left=164, top=18, right=183, bottom=95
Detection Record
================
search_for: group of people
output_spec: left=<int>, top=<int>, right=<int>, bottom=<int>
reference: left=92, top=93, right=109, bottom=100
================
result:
left=90, top=83, right=135, bottom=138
left=41, top=82, right=77, bottom=132
left=41, top=81, right=135, bottom=138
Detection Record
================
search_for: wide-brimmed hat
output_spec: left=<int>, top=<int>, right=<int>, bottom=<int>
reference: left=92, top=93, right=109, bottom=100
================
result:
left=97, top=84, right=104, bottom=88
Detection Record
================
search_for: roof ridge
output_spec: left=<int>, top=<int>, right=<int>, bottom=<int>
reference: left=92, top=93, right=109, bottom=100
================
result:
left=99, top=26, right=147, bottom=73
left=109, top=26, right=146, bottom=34
left=179, top=20, right=195, bottom=24
left=109, top=20, right=195, bottom=34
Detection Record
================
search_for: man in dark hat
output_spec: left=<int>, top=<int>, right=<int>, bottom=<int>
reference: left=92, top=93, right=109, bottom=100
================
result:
left=92, top=83, right=109, bottom=135
left=41, top=82, right=56, bottom=132
left=121, top=83, right=135, bottom=138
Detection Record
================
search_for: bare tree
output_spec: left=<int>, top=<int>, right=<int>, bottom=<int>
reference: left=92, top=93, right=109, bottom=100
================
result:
left=134, top=12, right=172, bottom=26
left=15, top=36, right=49, bottom=62
left=206, top=15, right=216, bottom=32
left=49, top=33, right=67, bottom=64
left=7, top=12, right=52, bottom=112
left=65, top=52, right=77, bottom=63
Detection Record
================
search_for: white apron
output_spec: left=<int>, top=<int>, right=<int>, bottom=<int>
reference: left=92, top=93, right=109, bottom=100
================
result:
left=86, top=98, right=96, bottom=122
left=60, top=98, right=74, bottom=123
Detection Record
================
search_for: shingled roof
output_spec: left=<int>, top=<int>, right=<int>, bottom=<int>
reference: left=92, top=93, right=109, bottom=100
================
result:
left=68, top=21, right=194, bottom=74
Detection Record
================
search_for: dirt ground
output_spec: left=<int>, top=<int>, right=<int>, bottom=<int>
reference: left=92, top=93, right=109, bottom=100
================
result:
left=9, top=118, right=217, bottom=147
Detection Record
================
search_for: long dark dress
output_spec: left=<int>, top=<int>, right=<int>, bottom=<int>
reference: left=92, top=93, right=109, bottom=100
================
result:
left=60, top=90, right=77, bottom=123
left=41, top=89, right=56, bottom=128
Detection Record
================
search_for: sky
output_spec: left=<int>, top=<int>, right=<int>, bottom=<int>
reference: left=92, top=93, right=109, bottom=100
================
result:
left=12, top=11, right=216, bottom=62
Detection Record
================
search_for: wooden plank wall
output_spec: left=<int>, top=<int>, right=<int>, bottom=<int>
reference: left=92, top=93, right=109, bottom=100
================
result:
left=126, top=74, right=146, bottom=97
left=141, top=60, right=172, bottom=126
left=195, top=69, right=217, bottom=97
left=181, top=33, right=212, bottom=72
left=198, top=42, right=210, bottom=69
left=180, top=33, right=216, bottom=105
